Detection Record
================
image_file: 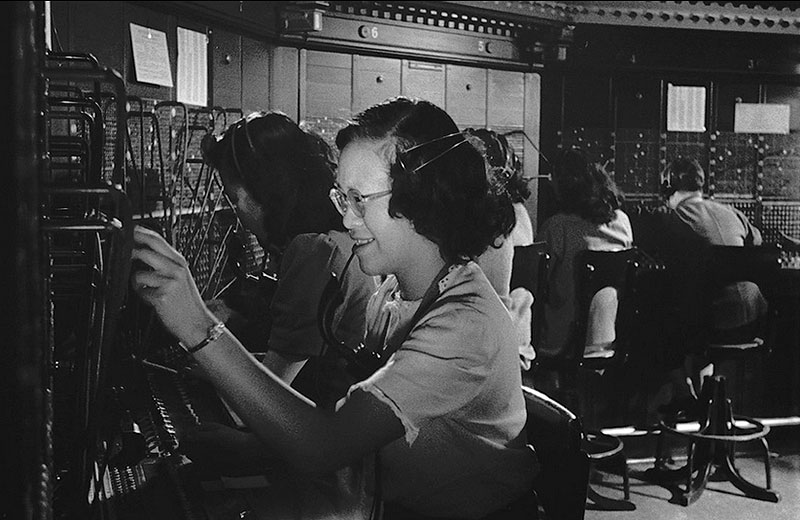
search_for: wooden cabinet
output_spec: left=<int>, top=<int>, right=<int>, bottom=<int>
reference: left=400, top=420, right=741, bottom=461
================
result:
left=446, top=65, right=487, bottom=129
left=269, top=46, right=299, bottom=119
left=303, top=50, right=352, bottom=120
left=211, top=29, right=241, bottom=109
left=487, top=69, right=525, bottom=128
left=241, top=36, right=269, bottom=115
left=401, top=60, right=445, bottom=108
left=353, top=55, right=401, bottom=114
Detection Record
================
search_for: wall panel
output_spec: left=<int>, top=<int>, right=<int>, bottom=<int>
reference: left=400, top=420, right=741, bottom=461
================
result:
left=67, top=2, right=125, bottom=74
left=446, top=65, right=487, bottom=128
left=211, top=28, right=241, bottom=109
left=270, top=46, right=299, bottom=119
left=402, top=60, right=445, bottom=108
left=241, top=36, right=270, bottom=115
left=353, top=55, right=401, bottom=114
left=304, top=50, right=352, bottom=120
left=487, top=69, right=524, bottom=128
left=123, top=2, right=177, bottom=100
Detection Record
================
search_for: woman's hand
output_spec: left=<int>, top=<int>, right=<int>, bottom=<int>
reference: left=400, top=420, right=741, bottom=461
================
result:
left=131, top=226, right=217, bottom=346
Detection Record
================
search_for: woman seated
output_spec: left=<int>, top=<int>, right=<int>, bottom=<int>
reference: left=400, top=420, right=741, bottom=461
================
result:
left=536, top=147, right=634, bottom=360
left=132, top=97, right=536, bottom=519
left=201, top=111, right=377, bottom=409
left=466, top=128, right=536, bottom=370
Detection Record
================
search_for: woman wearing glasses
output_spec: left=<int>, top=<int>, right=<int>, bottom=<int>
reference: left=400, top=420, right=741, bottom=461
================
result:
left=201, top=111, right=377, bottom=409
left=132, top=97, right=536, bottom=519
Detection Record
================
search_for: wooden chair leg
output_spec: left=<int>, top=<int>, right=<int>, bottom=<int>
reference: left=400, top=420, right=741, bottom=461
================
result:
left=586, top=465, right=636, bottom=511
left=586, top=481, right=636, bottom=511
left=619, top=453, right=631, bottom=500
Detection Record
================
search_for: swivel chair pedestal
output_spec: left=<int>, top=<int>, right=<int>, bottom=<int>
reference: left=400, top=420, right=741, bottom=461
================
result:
left=652, top=375, right=779, bottom=506
left=534, top=249, right=653, bottom=512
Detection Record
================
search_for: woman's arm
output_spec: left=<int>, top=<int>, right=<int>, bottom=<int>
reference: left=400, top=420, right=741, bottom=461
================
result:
left=259, top=350, right=307, bottom=384
left=131, top=226, right=404, bottom=476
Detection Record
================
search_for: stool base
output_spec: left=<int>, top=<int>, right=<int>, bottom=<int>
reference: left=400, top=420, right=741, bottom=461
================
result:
left=650, top=375, right=780, bottom=505
left=584, top=431, right=636, bottom=511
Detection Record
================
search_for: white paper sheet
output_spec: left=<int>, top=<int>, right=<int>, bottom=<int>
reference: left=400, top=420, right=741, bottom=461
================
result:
left=130, top=23, right=173, bottom=87
left=667, top=84, right=706, bottom=132
left=177, top=27, right=208, bottom=106
left=734, top=103, right=791, bottom=134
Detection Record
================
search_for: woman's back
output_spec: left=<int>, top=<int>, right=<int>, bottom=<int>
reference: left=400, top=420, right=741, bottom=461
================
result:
left=537, top=206, right=633, bottom=358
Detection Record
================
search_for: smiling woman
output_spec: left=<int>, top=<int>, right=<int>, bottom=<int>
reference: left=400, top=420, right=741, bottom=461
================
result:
left=131, top=96, right=537, bottom=519
left=328, top=185, right=393, bottom=219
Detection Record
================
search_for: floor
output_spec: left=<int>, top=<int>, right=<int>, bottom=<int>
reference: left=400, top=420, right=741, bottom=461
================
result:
left=585, top=428, right=800, bottom=520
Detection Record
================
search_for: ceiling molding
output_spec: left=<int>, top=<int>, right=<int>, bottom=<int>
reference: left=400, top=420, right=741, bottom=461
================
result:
left=445, top=1, right=800, bottom=34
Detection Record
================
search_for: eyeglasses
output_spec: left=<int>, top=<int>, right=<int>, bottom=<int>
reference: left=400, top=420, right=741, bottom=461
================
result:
left=328, top=132, right=466, bottom=218
left=328, top=186, right=392, bottom=218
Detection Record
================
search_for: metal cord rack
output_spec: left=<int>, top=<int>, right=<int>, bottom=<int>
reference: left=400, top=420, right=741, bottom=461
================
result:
left=43, top=50, right=134, bottom=519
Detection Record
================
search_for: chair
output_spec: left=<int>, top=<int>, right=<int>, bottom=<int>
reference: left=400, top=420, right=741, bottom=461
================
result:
left=651, top=245, right=782, bottom=505
left=704, top=245, right=781, bottom=409
left=511, top=242, right=550, bottom=349
left=383, top=386, right=588, bottom=520
left=523, top=385, right=590, bottom=520
left=534, top=248, right=650, bottom=511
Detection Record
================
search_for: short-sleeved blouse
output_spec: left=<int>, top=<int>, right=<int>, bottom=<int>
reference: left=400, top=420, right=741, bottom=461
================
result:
left=348, top=262, right=536, bottom=518
left=537, top=210, right=634, bottom=358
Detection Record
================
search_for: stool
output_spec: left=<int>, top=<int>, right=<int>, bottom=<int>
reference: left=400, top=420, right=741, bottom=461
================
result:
left=583, top=431, right=634, bottom=510
left=651, top=375, right=780, bottom=505
left=706, top=337, right=764, bottom=415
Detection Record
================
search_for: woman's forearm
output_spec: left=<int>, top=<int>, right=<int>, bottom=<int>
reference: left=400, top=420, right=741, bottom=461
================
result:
left=186, top=324, right=331, bottom=473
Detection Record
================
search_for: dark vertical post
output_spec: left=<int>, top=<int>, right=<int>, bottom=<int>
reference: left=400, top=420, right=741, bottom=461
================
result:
left=1, top=2, right=49, bottom=520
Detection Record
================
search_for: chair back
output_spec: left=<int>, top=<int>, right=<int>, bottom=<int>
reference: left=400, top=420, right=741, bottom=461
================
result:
left=569, top=248, right=644, bottom=367
left=523, top=385, right=589, bottom=520
left=511, top=242, right=550, bottom=346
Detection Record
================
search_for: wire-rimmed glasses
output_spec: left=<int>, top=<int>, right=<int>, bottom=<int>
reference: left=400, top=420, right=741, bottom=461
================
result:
left=328, top=186, right=392, bottom=218
left=328, top=131, right=467, bottom=217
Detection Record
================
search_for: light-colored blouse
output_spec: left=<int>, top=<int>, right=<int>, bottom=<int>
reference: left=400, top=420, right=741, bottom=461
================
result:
left=537, top=210, right=634, bottom=358
left=350, top=261, right=536, bottom=518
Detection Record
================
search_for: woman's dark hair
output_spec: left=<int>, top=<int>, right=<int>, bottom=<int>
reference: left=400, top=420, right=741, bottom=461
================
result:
left=201, top=111, right=343, bottom=249
left=663, top=157, right=705, bottom=196
left=463, top=128, right=531, bottom=204
left=552, top=147, right=622, bottom=225
left=336, top=97, right=515, bottom=262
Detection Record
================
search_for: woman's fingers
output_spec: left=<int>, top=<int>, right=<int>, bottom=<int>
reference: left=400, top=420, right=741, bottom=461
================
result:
left=131, top=246, right=182, bottom=275
left=131, top=269, right=171, bottom=289
left=130, top=225, right=214, bottom=344
left=133, top=226, right=187, bottom=266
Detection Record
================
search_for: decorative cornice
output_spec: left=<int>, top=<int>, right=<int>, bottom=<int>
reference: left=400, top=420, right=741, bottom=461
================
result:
left=446, top=1, right=800, bottom=34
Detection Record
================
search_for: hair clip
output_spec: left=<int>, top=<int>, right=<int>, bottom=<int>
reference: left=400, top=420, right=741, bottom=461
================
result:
left=400, top=132, right=468, bottom=174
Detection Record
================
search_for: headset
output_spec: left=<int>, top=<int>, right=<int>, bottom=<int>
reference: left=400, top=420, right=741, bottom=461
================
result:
left=660, top=157, right=705, bottom=198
